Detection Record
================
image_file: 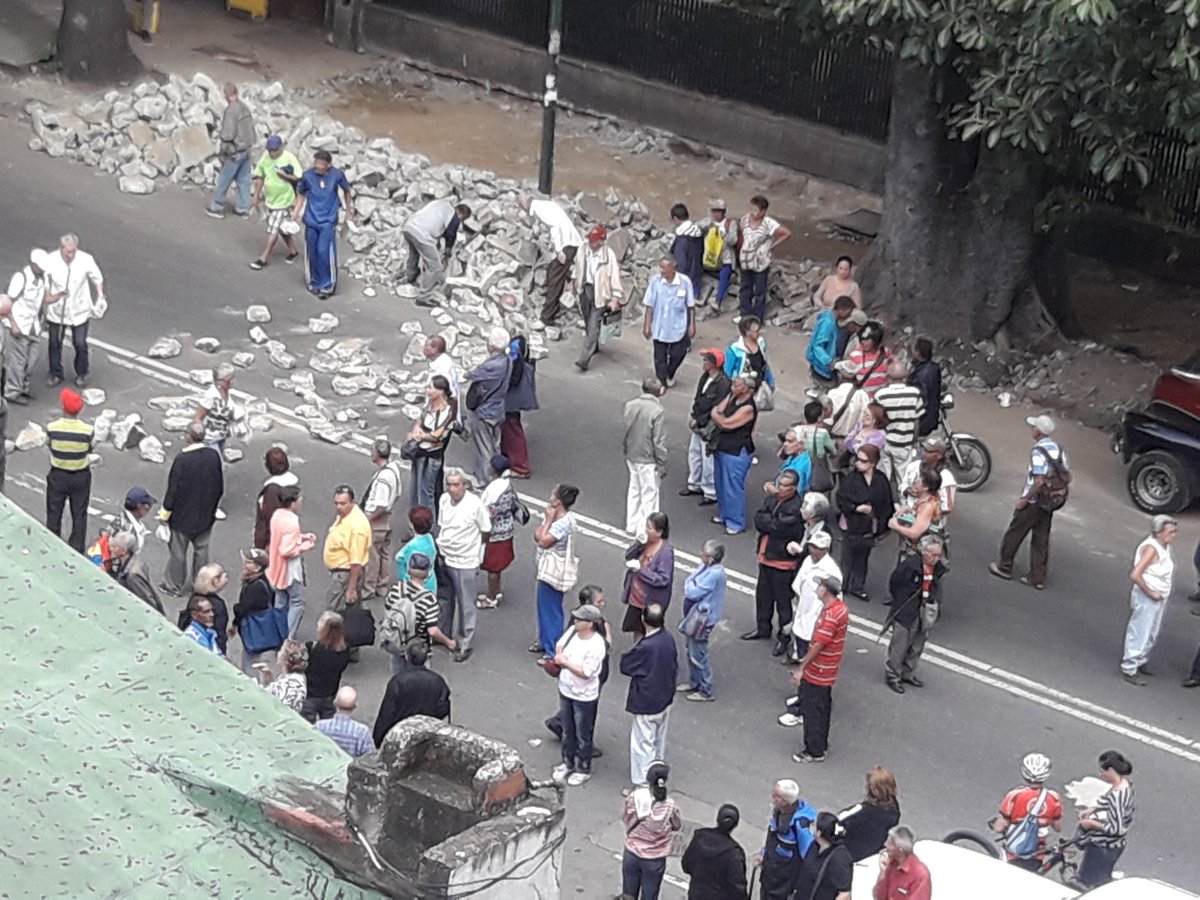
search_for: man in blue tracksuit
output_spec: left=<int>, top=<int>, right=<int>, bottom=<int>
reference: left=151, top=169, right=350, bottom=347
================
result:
left=756, top=778, right=817, bottom=899
left=292, top=150, right=354, bottom=299
left=806, top=295, right=857, bottom=382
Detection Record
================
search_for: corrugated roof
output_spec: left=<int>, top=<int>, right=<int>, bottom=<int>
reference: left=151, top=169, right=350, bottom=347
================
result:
left=0, top=497, right=386, bottom=898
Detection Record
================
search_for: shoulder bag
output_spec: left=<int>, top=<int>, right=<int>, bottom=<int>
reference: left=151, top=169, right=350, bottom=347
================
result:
left=541, top=628, right=576, bottom=677
left=807, top=429, right=835, bottom=493
left=537, top=528, right=579, bottom=592
left=343, top=602, right=377, bottom=648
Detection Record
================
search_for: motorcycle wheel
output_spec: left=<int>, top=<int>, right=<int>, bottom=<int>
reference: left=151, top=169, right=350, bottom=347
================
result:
left=947, top=435, right=992, bottom=492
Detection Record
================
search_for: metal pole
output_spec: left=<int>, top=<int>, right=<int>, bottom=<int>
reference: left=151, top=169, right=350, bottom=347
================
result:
left=537, top=0, right=563, bottom=194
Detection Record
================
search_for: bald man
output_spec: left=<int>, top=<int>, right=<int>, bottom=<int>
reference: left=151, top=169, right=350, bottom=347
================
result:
left=315, top=686, right=373, bottom=757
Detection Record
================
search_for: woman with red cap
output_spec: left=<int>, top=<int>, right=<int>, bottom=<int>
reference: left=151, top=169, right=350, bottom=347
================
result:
left=573, top=225, right=624, bottom=372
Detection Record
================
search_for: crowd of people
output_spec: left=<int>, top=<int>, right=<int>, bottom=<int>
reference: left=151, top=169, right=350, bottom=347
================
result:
left=1, top=86, right=1194, bottom=896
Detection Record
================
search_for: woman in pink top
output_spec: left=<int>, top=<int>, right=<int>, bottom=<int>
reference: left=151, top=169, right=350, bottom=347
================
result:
left=621, top=760, right=681, bottom=900
left=268, top=485, right=317, bottom=638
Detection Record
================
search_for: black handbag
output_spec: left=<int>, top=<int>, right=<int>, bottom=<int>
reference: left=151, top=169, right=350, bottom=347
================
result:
left=343, top=603, right=376, bottom=647
left=399, top=438, right=426, bottom=462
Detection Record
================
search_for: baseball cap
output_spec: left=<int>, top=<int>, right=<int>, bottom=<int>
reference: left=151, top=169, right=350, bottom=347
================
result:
left=807, top=531, right=832, bottom=549
left=699, top=347, right=725, bottom=368
left=30, top=248, right=50, bottom=269
left=125, top=486, right=157, bottom=507
left=1026, top=413, right=1056, bottom=435
left=815, top=575, right=843, bottom=595
left=708, top=198, right=727, bottom=211
left=848, top=309, right=868, bottom=326
left=587, top=225, right=607, bottom=241
left=241, top=548, right=269, bottom=568
left=571, top=604, right=604, bottom=623
left=408, top=552, right=432, bottom=572
left=921, top=435, right=947, bottom=453
left=266, top=135, right=283, bottom=150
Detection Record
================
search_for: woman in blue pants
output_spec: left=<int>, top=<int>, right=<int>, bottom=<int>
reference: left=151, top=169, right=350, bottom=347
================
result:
left=532, top=484, right=580, bottom=657
left=709, top=373, right=758, bottom=536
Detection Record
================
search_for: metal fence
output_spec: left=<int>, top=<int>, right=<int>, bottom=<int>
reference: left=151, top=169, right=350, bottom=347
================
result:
left=374, top=0, right=894, bottom=141
left=1077, top=131, right=1200, bottom=232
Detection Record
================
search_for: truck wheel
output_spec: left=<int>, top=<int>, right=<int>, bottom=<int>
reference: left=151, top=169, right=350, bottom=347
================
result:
left=1128, top=451, right=1194, bottom=514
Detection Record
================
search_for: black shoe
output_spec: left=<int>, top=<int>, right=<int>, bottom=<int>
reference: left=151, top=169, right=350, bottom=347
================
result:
left=285, top=251, right=300, bottom=265
left=1183, top=677, right=1200, bottom=688
left=317, top=290, right=332, bottom=300
left=1138, top=665, right=1155, bottom=677
left=886, top=678, right=905, bottom=694
left=249, top=259, right=266, bottom=270
left=710, top=516, right=724, bottom=525
left=414, top=297, right=439, bottom=308
left=740, top=630, right=770, bottom=641
left=74, top=375, right=88, bottom=388
left=1121, top=672, right=1146, bottom=687
left=591, top=747, right=604, bottom=759
left=454, top=648, right=473, bottom=663
left=678, top=487, right=703, bottom=497
left=544, top=717, right=563, bottom=739
left=901, top=674, right=924, bottom=688
left=771, top=640, right=787, bottom=658
left=46, top=375, right=63, bottom=387
left=698, top=497, right=717, bottom=507
left=574, top=361, right=589, bottom=372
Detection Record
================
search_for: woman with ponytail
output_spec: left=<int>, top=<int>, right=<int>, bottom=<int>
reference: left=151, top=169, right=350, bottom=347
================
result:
left=620, top=760, right=682, bottom=900
left=804, top=811, right=854, bottom=900
left=681, top=802, right=748, bottom=898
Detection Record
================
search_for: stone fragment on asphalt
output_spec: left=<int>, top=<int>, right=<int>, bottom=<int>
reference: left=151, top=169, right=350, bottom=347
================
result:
left=138, top=435, right=166, bottom=463
left=194, top=337, right=221, bottom=353
left=93, top=410, right=118, bottom=443
left=269, top=349, right=297, bottom=370
left=249, top=326, right=269, bottom=344
left=309, top=313, right=340, bottom=334
left=148, top=337, right=182, bottom=359
left=81, top=389, right=106, bottom=406
left=223, top=447, right=244, bottom=463
left=188, top=369, right=211, bottom=385
left=231, top=352, right=255, bottom=368
left=118, top=175, right=155, bottom=195
left=14, top=423, right=47, bottom=451
left=246, top=304, right=271, bottom=323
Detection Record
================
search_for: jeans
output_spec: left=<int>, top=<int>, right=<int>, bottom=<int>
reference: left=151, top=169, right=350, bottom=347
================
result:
left=621, top=850, right=667, bottom=900
left=45, top=467, right=91, bottom=552
left=739, top=267, right=769, bottom=319
left=625, top=460, right=660, bottom=539
left=630, top=708, right=670, bottom=786
left=798, top=679, right=833, bottom=756
left=997, top=503, right=1053, bottom=584
left=559, top=693, right=598, bottom=773
left=715, top=263, right=734, bottom=303
left=47, top=321, right=89, bottom=380
left=713, top=448, right=752, bottom=533
left=755, top=565, right=796, bottom=638
left=402, top=228, right=445, bottom=302
left=541, top=246, right=577, bottom=324
left=686, top=636, right=714, bottom=697
left=274, top=580, right=305, bottom=638
left=4, top=333, right=39, bottom=397
left=1120, top=585, right=1166, bottom=675
left=652, top=336, right=689, bottom=384
left=304, top=221, right=339, bottom=294
left=210, top=151, right=251, bottom=213
left=1077, top=843, right=1123, bottom=888
left=468, top=413, right=501, bottom=486
left=536, top=579, right=566, bottom=657
left=685, top=431, right=715, bottom=500
left=887, top=619, right=928, bottom=680
left=445, top=565, right=478, bottom=651
left=409, top=453, right=444, bottom=517
left=165, top=527, right=212, bottom=594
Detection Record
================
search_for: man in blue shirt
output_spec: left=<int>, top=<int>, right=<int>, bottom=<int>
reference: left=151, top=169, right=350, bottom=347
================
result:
left=292, top=150, right=353, bottom=299
left=806, top=295, right=856, bottom=382
left=316, top=686, right=374, bottom=757
left=641, top=255, right=696, bottom=389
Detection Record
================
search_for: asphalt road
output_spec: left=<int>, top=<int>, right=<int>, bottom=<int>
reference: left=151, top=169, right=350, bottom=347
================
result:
left=2, top=124, right=1199, bottom=895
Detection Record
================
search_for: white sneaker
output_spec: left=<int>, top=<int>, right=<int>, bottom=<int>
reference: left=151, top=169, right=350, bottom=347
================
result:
left=551, top=764, right=569, bottom=782
left=214, top=508, right=227, bottom=521
left=676, top=683, right=696, bottom=693
left=784, top=695, right=798, bottom=706
left=732, top=315, right=742, bottom=325
left=566, top=771, right=591, bottom=786
left=777, top=713, right=802, bottom=728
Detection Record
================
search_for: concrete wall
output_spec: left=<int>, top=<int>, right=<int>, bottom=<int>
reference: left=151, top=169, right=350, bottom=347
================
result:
left=355, top=4, right=886, bottom=194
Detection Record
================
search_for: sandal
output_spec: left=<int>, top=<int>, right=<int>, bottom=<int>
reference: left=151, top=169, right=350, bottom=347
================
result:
left=475, top=595, right=499, bottom=609
left=528, top=641, right=544, bottom=654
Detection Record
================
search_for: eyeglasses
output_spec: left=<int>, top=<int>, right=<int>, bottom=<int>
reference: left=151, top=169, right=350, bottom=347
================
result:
left=855, top=456, right=871, bottom=464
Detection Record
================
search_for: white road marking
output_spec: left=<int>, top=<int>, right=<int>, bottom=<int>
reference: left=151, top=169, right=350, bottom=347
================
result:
left=88, top=337, right=1200, bottom=765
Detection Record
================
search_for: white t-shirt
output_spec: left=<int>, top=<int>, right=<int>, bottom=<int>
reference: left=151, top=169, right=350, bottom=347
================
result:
left=364, top=461, right=403, bottom=514
left=436, top=492, right=492, bottom=569
left=43, top=249, right=104, bottom=327
left=1134, top=536, right=1174, bottom=596
left=556, top=627, right=606, bottom=702
left=791, top=553, right=843, bottom=641
left=5, top=266, right=47, bottom=336
left=405, top=199, right=456, bottom=244
left=529, top=199, right=583, bottom=253
left=428, top=353, right=460, bottom=400
left=200, top=386, right=243, bottom=443
left=899, top=459, right=957, bottom=513
left=738, top=214, right=781, bottom=271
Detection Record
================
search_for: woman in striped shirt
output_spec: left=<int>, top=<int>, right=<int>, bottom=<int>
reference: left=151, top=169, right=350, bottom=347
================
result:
left=1075, top=750, right=1134, bottom=888
left=621, top=760, right=682, bottom=900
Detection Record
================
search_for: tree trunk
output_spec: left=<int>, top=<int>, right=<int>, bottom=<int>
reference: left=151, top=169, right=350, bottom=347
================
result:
left=58, top=0, right=142, bottom=83
left=859, top=58, right=1060, bottom=348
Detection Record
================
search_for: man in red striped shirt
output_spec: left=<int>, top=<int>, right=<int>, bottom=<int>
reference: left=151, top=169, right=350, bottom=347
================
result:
left=789, top=575, right=848, bottom=763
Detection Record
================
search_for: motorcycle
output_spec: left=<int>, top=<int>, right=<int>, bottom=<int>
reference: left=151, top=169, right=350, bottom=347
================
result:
left=935, top=392, right=992, bottom=492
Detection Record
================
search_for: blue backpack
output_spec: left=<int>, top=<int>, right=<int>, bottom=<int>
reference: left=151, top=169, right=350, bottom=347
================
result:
left=1004, top=789, right=1049, bottom=859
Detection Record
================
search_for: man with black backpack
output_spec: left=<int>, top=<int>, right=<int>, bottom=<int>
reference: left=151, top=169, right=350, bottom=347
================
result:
left=990, top=752, right=1063, bottom=872
left=989, top=414, right=1070, bottom=591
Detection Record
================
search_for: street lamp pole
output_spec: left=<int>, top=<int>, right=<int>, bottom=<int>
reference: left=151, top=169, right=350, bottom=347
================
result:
left=537, top=0, right=563, bottom=194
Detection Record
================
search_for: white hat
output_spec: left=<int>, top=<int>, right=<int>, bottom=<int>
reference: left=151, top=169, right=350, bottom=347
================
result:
left=30, top=249, right=50, bottom=269
left=1025, top=413, right=1056, bottom=435
left=807, top=530, right=832, bottom=549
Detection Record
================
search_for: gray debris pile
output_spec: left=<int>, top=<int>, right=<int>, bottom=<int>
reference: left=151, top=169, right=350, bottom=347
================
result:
left=25, top=72, right=824, bottom=339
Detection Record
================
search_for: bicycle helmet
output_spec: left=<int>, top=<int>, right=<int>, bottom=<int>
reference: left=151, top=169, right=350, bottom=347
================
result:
left=1020, top=752, right=1052, bottom=784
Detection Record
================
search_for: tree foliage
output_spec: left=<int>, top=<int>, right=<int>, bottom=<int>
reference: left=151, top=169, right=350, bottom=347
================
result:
left=757, top=0, right=1200, bottom=187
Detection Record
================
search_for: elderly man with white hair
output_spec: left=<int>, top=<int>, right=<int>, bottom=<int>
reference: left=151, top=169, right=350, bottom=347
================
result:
left=1121, top=514, right=1179, bottom=686
left=195, top=362, right=246, bottom=455
left=315, top=686, right=374, bottom=757
left=754, top=777, right=817, bottom=900
left=43, top=233, right=106, bottom=389
left=108, top=530, right=164, bottom=614
left=464, top=327, right=513, bottom=486
left=874, top=358, right=925, bottom=485
left=874, top=825, right=932, bottom=900
left=436, top=467, right=491, bottom=664
left=1, top=249, right=55, bottom=404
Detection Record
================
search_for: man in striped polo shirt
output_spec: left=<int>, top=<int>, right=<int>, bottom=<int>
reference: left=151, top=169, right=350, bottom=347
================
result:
left=789, top=575, right=848, bottom=764
left=45, top=388, right=93, bottom=552
left=874, top=359, right=926, bottom=486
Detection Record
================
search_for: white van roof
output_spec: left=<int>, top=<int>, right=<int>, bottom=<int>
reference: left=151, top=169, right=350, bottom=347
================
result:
left=1080, top=879, right=1199, bottom=899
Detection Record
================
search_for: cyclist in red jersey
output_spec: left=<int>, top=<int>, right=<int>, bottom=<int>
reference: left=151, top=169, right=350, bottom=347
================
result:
left=990, top=752, right=1064, bottom=872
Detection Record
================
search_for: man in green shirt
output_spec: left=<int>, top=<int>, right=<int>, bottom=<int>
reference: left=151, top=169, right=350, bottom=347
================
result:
left=249, top=135, right=302, bottom=270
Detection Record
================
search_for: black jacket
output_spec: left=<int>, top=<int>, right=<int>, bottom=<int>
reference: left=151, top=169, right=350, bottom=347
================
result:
left=682, top=827, right=748, bottom=899
left=373, top=666, right=451, bottom=746
left=163, top=444, right=224, bottom=539
left=231, top=576, right=273, bottom=630
left=910, top=359, right=942, bottom=436
left=836, top=470, right=894, bottom=539
left=887, top=556, right=947, bottom=629
left=690, top=370, right=731, bottom=429
left=753, top=492, right=805, bottom=563
left=670, top=232, right=704, bottom=296
left=619, top=628, right=678, bottom=715
left=839, top=800, right=901, bottom=862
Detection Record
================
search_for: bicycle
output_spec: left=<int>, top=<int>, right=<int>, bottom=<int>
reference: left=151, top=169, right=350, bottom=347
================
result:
left=941, top=826, right=1084, bottom=886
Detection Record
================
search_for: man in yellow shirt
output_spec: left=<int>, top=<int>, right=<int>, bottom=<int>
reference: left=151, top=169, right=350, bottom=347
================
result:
left=323, top=483, right=372, bottom=612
